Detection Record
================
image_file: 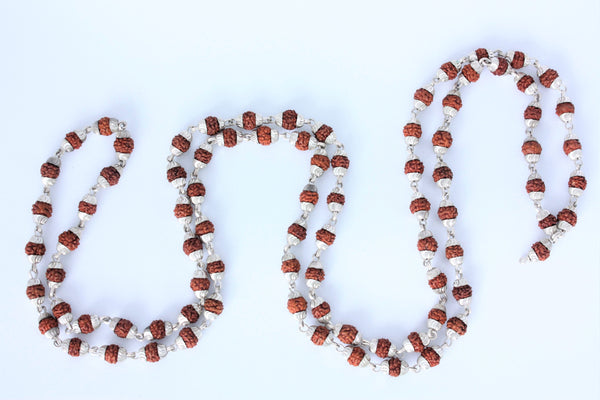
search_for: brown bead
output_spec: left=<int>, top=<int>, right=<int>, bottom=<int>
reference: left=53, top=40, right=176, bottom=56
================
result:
left=526, top=178, right=545, bottom=193
left=32, top=201, right=52, bottom=218
left=287, top=296, right=307, bottom=314
left=41, top=162, right=60, bottom=179
left=311, top=154, right=330, bottom=171
left=68, top=338, right=82, bottom=357
left=568, top=175, right=587, bottom=190
left=97, top=117, right=113, bottom=136
left=532, top=241, right=550, bottom=260
left=312, top=302, right=330, bottom=319
left=114, top=318, right=133, bottom=338
left=492, top=57, right=509, bottom=76
left=408, top=332, right=424, bottom=352
left=517, top=75, right=534, bottom=92
left=179, top=327, right=199, bottom=348
left=305, top=267, right=325, bottom=282
left=300, top=190, right=318, bottom=205
left=25, top=241, right=45, bottom=256
left=204, top=298, right=223, bottom=315
left=338, top=324, right=358, bottom=344
left=404, top=159, right=424, bottom=175
left=196, top=220, right=215, bottom=236
left=194, top=147, right=213, bottom=164
left=316, top=228, right=335, bottom=245
left=149, top=320, right=166, bottom=339
left=511, top=51, right=525, bottom=69
left=172, top=134, right=191, bottom=153
left=447, top=317, right=467, bottom=335
left=181, top=304, right=200, bottom=323
left=438, top=205, right=458, bottom=220
left=190, top=277, right=210, bottom=291
left=442, top=94, right=462, bottom=111
left=347, top=346, right=365, bottom=366
left=428, top=273, right=447, bottom=290
left=403, top=122, right=422, bottom=139
left=315, top=124, right=333, bottom=142
left=440, top=62, right=458, bottom=80
left=183, top=236, right=202, bottom=256
left=78, top=314, right=94, bottom=334
left=421, top=347, right=440, bottom=367
left=58, top=230, right=79, bottom=251
left=52, top=301, right=71, bottom=318
left=257, top=125, right=272, bottom=145
left=428, top=308, right=447, bottom=324
left=375, top=338, right=391, bottom=358
left=26, top=284, right=45, bottom=299
left=187, top=182, right=206, bottom=197
left=452, top=284, right=472, bottom=301
left=207, top=260, right=225, bottom=274
left=167, top=166, right=186, bottom=183
left=65, top=132, right=83, bottom=149
left=104, top=344, right=120, bottom=364
left=524, top=106, right=542, bottom=120
left=242, top=111, right=256, bottom=130
left=295, top=131, right=311, bottom=150
left=461, top=64, right=480, bottom=82
left=288, top=223, right=307, bottom=241
left=563, top=139, right=581, bottom=156
left=100, top=166, right=120, bottom=186
left=475, top=48, right=489, bottom=60
left=46, top=268, right=65, bottom=283
left=174, top=204, right=193, bottom=218
left=432, top=130, right=453, bottom=148
left=414, top=88, right=433, bottom=106
left=311, top=326, right=329, bottom=346
left=522, top=140, right=542, bottom=155
left=222, top=128, right=237, bottom=147
left=433, top=166, right=453, bottom=182
left=113, top=137, right=134, bottom=154
left=557, top=208, right=577, bottom=226
left=145, top=342, right=160, bottom=363
left=281, top=258, right=301, bottom=273
left=78, top=201, right=97, bottom=215
left=205, top=116, right=220, bottom=136
left=538, top=214, right=557, bottom=230
left=388, top=357, right=402, bottom=377
left=539, top=68, right=558, bottom=88
left=39, top=316, right=58, bottom=335
left=445, top=245, right=464, bottom=259
left=327, top=192, right=345, bottom=205
left=331, top=155, right=349, bottom=169
left=418, top=236, right=438, bottom=252
left=556, top=102, right=575, bottom=116
left=410, top=197, right=430, bottom=214
left=282, top=110, right=298, bottom=130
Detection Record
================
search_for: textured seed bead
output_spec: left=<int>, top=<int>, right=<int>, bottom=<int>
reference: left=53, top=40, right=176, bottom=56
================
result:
left=309, top=325, right=331, bottom=346
left=403, top=122, right=422, bottom=145
left=183, top=233, right=203, bottom=261
left=346, top=346, right=369, bottom=367
left=40, top=157, right=60, bottom=186
left=537, top=210, right=557, bottom=235
left=522, top=139, right=542, bottom=163
left=427, top=304, right=447, bottom=331
left=287, top=220, right=307, bottom=245
left=300, top=184, right=319, bottom=212
left=432, top=130, right=453, bottom=155
left=102, top=344, right=127, bottom=364
left=336, top=324, right=361, bottom=345
left=194, top=143, right=213, bottom=168
left=45, top=262, right=65, bottom=288
left=568, top=173, right=587, bottom=197
left=171, top=131, right=192, bottom=155
left=51, top=298, right=72, bottom=324
left=418, top=346, right=441, bottom=368
left=526, top=175, right=545, bottom=200
left=111, top=318, right=137, bottom=339
left=187, top=180, right=206, bottom=204
left=32, top=195, right=52, bottom=225
left=445, top=238, right=464, bottom=266
left=557, top=207, right=577, bottom=230
left=179, top=303, right=202, bottom=325
left=167, top=161, right=187, bottom=188
left=314, top=123, right=335, bottom=144
left=195, top=215, right=215, bottom=242
left=316, top=224, right=336, bottom=250
left=311, top=148, right=330, bottom=177
left=447, top=315, right=468, bottom=338
left=305, top=261, right=325, bottom=289
left=190, top=270, right=210, bottom=299
left=311, top=297, right=331, bottom=322
left=417, top=230, right=437, bottom=260
left=404, top=155, right=424, bottom=182
left=38, top=314, right=59, bottom=338
left=403, top=331, right=429, bottom=353
left=72, top=314, right=100, bottom=334
left=78, top=194, right=97, bottom=221
left=57, top=228, right=81, bottom=254
left=524, top=103, right=542, bottom=127
left=452, top=279, right=472, bottom=306
left=331, top=150, right=349, bottom=177
left=414, top=85, right=434, bottom=110
left=176, top=326, right=202, bottom=349
left=556, top=101, right=575, bottom=123
left=203, top=294, right=223, bottom=320
left=382, top=357, right=408, bottom=377
left=442, top=94, right=462, bottom=117
left=25, top=235, right=45, bottom=264
left=26, top=279, right=45, bottom=302
left=427, top=268, right=447, bottom=292
left=327, top=187, right=345, bottom=212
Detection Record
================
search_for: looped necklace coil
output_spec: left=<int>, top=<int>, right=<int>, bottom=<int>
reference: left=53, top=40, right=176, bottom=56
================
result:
left=25, top=48, right=585, bottom=372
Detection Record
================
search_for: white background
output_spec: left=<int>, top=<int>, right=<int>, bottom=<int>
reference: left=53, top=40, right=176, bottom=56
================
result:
left=0, top=1, right=598, bottom=399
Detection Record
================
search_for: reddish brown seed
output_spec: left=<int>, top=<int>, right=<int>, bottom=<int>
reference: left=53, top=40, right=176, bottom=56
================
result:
left=68, top=338, right=82, bottom=357
left=408, top=332, right=425, bottom=352
left=256, top=125, right=272, bottom=145
left=288, top=223, right=307, bottom=241
left=539, top=69, right=559, bottom=88
left=187, top=182, right=206, bottom=197
left=32, top=201, right=52, bottom=218
left=440, top=62, right=458, bottom=80
left=41, top=162, right=60, bottom=179
left=25, top=241, right=45, bottom=256
left=46, top=268, right=65, bottom=283
left=145, top=342, right=160, bottom=363
left=331, top=155, right=349, bottom=169
left=414, top=88, right=433, bottom=106
left=207, top=260, right=225, bottom=274
left=196, top=220, right=215, bottom=236
left=461, top=64, right=480, bottom=82
left=517, top=75, right=535, bottom=92
left=410, top=197, right=430, bottom=214
left=58, top=230, right=79, bottom=251
left=526, top=178, right=546, bottom=193
left=452, top=285, right=472, bottom=301
left=26, top=284, right=45, bottom=300
left=114, top=319, right=133, bottom=338
left=538, top=214, right=557, bottom=230
left=428, top=308, right=447, bottom=324
left=179, top=327, right=199, bottom=348
left=52, top=301, right=71, bottom=318
left=287, top=296, right=307, bottom=314
left=100, top=166, right=120, bottom=186
left=433, top=166, right=453, bottom=182
left=388, top=357, right=402, bottom=377
left=375, top=338, right=392, bottom=358
left=183, top=236, right=203, bottom=256
left=113, top=137, right=134, bottom=154
left=327, top=192, right=345, bottom=205
left=181, top=305, right=200, bottom=323
left=428, top=273, right=447, bottom=290
left=418, top=236, right=438, bottom=252
left=403, top=123, right=422, bottom=139
left=204, top=298, right=223, bottom=315
left=78, top=314, right=94, bottom=334
left=171, top=134, right=191, bottom=153
left=194, top=147, right=213, bottom=164
left=421, top=347, right=440, bottom=367
left=404, top=159, right=424, bottom=175
left=222, top=128, right=237, bottom=147
left=446, top=244, right=464, bottom=259
left=557, top=208, right=577, bottom=226
left=300, top=190, right=318, bottom=205
left=315, top=124, right=333, bottom=142
left=242, top=111, right=256, bottom=130
left=556, top=102, right=575, bottom=116
left=347, top=347, right=366, bottom=366
left=563, top=139, right=582, bottom=156
left=39, top=316, right=58, bottom=335
left=442, top=94, right=462, bottom=111
left=149, top=320, right=166, bottom=339
left=312, top=302, right=331, bottom=319
left=475, top=48, right=489, bottom=60
left=305, top=267, right=325, bottom=282
left=281, top=258, right=301, bottom=273
left=447, top=317, right=467, bottom=335
left=78, top=201, right=97, bottom=215
left=311, top=154, right=330, bottom=171
left=97, top=117, right=113, bottom=136
left=105, top=344, right=120, bottom=364
left=167, top=166, right=187, bottom=182
left=432, top=130, right=453, bottom=148
left=205, top=116, right=220, bottom=136
left=568, top=175, right=587, bottom=191
left=282, top=110, right=298, bottom=130
left=316, top=229, right=335, bottom=245
left=295, top=131, right=311, bottom=151
left=524, top=106, right=542, bottom=120
left=65, top=132, right=83, bottom=149
left=492, top=57, right=509, bottom=76
left=532, top=241, right=550, bottom=261
left=190, top=277, right=210, bottom=291
left=438, top=205, right=458, bottom=220
left=522, top=140, right=542, bottom=155
left=311, top=326, right=330, bottom=346
left=173, top=204, right=193, bottom=218
left=338, top=325, right=358, bottom=344
left=511, top=51, right=525, bottom=69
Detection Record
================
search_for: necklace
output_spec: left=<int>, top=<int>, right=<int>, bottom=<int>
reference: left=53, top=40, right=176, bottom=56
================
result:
left=25, top=49, right=585, bottom=372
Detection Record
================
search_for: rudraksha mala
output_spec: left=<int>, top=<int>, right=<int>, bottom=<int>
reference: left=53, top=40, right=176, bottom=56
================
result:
left=25, top=49, right=585, bottom=372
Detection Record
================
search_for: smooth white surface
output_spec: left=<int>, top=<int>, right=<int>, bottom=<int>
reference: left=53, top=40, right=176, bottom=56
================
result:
left=1, top=1, right=599, bottom=399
